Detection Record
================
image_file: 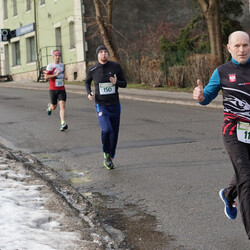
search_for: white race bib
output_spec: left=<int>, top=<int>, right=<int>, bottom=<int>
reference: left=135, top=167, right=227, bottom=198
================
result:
left=237, top=121, right=250, bottom=143
left=55, top=78, right=64, bottom=87
left=99, top=82, right=115, bottom=95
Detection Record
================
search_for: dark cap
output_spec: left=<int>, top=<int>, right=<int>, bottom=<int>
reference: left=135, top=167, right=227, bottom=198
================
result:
left=96, top=45, right=108, bottom=55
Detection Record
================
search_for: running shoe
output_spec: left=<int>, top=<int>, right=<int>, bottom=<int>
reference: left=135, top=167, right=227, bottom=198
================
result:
left=60, top=123, right=68, bottom=131
left=219, top=188, right=237, bottom=220
left=110, top=158, right=115, bottom=169
left=47, top=103, right=52, bottom=116
left=103, top=153, right=114, bottom=170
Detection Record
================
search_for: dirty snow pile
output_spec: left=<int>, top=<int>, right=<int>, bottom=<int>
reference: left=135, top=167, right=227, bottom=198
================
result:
left=0, top=156, right=87, bottom=250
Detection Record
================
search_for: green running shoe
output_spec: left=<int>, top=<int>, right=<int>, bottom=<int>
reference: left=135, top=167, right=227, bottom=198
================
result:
left=103, top=153, right=114, bottom=170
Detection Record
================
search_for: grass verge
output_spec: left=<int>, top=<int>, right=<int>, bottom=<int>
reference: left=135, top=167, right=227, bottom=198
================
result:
left=65, top=81, right=193, bottom=93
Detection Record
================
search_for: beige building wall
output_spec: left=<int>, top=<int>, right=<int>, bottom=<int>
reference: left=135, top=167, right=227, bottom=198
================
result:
left=0, top=0, right=87, bottom=82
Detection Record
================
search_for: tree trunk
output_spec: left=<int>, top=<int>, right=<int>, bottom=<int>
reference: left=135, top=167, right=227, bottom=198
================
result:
left=197, top=0, right=223, bottom=64
left=107, top=0, right=113, bottom=38
left=93, top=0, right=120, bottom=63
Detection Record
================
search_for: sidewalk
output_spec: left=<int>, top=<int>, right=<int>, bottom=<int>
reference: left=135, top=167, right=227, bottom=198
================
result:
left=0, top=79, right=223, bottom=109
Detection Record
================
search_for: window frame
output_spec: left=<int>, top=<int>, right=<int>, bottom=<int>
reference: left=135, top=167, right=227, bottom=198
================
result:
left=3, top=0, right=8, bottom=20
left=69, top=21, right=76, bottom=49
left=13, top=0, right=17, bottom=17
left=12, top=41, right=21, bottom=67
left=26, top=36, right=36, bottom=63
left=26, top=0, right=31, bottom=11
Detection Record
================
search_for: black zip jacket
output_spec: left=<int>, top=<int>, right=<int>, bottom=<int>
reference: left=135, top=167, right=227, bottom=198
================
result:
left=85, top=61, right=127, bottom=105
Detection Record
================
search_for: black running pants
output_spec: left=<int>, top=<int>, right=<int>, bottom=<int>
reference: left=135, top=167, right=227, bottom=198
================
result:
left=223, top=132, right=250, bottom=239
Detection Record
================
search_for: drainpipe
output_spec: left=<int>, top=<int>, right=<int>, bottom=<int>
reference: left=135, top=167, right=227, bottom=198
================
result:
left=80, top=0, right=87, bottom=76
left=34, top=0, right=40, bottom=81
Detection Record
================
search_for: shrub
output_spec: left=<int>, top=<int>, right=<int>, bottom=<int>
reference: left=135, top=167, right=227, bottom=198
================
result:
left=168, top=54, right=221, bottom=88
left=168, top=66, right=189, bottom=88
left=120, top=52, right=167, bottom=87
left=186, top=54, right=221, bottom=88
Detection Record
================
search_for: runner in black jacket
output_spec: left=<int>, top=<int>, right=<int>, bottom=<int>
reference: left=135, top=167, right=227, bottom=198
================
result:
left=85, top=45, right=127, bottom=169
left=193, top=31, right=250, bottom=239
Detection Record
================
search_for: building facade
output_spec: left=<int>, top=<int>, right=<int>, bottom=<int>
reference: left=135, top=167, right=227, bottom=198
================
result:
left=0, top=0, right=87, bottom=81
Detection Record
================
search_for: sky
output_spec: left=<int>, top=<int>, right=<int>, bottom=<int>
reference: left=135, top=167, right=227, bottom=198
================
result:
left=0, top=155, right=91, bottom=250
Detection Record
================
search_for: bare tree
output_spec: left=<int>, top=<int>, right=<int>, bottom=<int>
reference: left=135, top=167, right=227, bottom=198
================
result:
left=93, top=0, right=120, bottom=63
left=197, top=0, right=223, bottom=64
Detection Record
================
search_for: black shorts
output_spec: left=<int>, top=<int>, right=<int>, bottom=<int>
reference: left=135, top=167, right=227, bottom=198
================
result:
left=49, top=90, right=67, bottom=105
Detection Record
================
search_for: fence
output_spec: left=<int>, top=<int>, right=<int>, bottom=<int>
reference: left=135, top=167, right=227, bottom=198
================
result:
left=39, top=46, right=62, bottom=68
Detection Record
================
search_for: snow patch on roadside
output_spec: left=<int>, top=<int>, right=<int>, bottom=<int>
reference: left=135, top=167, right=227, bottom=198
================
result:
left=0, top=156, right=88, bottom=250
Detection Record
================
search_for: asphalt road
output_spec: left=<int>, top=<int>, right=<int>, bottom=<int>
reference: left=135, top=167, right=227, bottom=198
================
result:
left=0, top=85, right=249, bottom=249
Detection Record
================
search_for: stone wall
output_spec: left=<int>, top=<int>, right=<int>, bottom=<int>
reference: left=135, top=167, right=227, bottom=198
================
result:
left=65, top=61, right=86, bottom=81
left=11, top=61, right=86, bottom=82
left=12, top=71, right=38, bottom=81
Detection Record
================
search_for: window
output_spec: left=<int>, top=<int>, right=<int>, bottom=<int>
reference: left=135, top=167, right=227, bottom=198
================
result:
left=55, top=27, right=62, bottom=47
left=4, top=44, right=10, bottom=75
left=69, top=22, right=75, bottom=49
left=3, top=0, right=8, bottom=20
left=26, top=37, right=36, bottom=63
left=12, top=41, right=21, bottom=66
left=13, top=0, right=17, bottom=16
left=40, top=0, right=45, bottom=5
left=26, top=0, right=31, bottom=11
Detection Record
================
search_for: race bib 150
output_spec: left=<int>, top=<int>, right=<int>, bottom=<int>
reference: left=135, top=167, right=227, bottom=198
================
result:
left=99, top=82, right=115, bottom=95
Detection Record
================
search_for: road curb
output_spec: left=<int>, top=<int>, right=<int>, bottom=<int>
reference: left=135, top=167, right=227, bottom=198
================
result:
left=0, top=81, right=223, bottom=109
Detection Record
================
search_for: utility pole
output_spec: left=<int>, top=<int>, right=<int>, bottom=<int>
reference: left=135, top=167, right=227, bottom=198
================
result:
left=34, top=0, right=40, bottom=81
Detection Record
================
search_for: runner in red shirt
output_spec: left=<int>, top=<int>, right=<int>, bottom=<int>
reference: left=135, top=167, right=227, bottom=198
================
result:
left=45, top=50, right=68, bottom=131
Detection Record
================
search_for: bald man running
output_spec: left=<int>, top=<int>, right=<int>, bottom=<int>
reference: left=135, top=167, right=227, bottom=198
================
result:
left=193, top=31, right=250, bottom=239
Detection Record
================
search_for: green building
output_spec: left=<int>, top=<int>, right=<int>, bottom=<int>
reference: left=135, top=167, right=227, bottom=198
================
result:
left=0, top=0, right=87, bottom=81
